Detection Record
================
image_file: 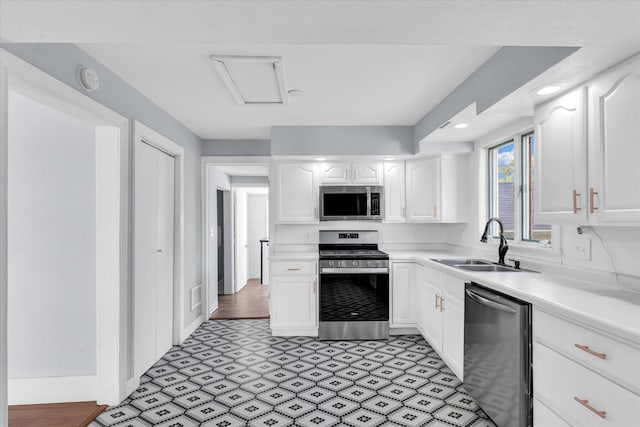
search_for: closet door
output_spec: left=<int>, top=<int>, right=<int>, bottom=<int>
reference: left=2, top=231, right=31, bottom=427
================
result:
left=134, top=141, right=175, bottom=376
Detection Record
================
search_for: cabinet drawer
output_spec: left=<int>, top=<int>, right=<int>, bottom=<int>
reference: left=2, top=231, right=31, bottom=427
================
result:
left=534, top=342, right=640, bottom=426
left=534, top=398, right=572, bottom=427
left=534, top=309, right=640, bottom=393
left=271, top=261, right=316, bottom=275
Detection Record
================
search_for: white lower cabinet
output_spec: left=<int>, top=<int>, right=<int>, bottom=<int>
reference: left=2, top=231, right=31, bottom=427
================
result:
left=413, top=264, right=464, bottom=380
left=391, top=262, right=416, bottom=327
left=534, top=398, right=572, bottom=427
left=270, top=260, right=318, bottom=336
left=533, top=308, right=640, bottom=426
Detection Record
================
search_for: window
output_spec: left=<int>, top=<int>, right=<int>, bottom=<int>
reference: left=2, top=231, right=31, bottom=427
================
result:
left=487, top=132, right=551, bottom=243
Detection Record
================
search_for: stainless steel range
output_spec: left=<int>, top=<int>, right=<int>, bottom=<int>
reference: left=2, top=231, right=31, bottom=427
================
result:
left=318, top=230, right=389, bottom=340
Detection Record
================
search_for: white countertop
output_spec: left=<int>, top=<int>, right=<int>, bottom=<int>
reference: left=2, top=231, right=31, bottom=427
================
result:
left=387, top=250, right=640, bottom=346
left=268, top=251, right=319, bottom=261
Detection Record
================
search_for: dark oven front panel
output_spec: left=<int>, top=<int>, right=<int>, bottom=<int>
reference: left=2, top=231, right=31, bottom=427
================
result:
left=319, top=272, right=389, bottom=322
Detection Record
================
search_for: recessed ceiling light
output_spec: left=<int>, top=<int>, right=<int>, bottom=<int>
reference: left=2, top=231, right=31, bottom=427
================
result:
left=536, top=86, right=561, bottom=96
left=384, top=157, right=395, bottom=161
left=315, top=158, right=326, bottom=161
left=288, top=89, right=304, bottom=97
left=454, top=123, right=469, bottom=129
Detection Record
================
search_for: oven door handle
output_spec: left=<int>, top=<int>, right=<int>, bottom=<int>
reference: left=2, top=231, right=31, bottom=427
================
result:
left=321, top=267, right=389, bottom=274
left=465, top=289, right=518, bottom=314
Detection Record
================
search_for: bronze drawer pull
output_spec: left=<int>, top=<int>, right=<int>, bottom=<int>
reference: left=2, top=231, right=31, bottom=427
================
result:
left=287, top=268, right=301, bottom=271
left=574, top=397, right=607, bottom=419
left=574, top=343, right=607, bottom=360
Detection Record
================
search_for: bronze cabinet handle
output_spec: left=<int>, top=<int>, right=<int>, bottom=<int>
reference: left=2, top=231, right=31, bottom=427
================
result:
left=574, top=343, right=607, bottom=360
left=574, top=397, right=607, bottom=419
left=573, top=189, right=581, bottom=213
left=590, top=187, right=599, bottom=214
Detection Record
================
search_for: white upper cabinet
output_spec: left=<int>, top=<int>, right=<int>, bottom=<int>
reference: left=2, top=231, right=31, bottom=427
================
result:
left=319, top=161, right=383, bottom=185
left=406, top=157, right=440, bottom=222
left=534, top=54, right=640, bottom=225
left=275, top=163, right=318, bottom=223
left=588, top=55, right=640, bottom=222
left=383, top=161, right=406, bottom=222
left=318, top=162, right=350, bottom=184
left=534, top=86, right=588, bottom=223
left=351, top=162, right=383, bottom=184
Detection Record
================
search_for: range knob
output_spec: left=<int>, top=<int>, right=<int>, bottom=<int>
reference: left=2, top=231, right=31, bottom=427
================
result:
left=329, top=261, right=334, bottom=267
left=367, top=261, right=373, bottom=267
left=376, top=261, right=381, bottom=267
left=352, top=261, right=358, bottom=267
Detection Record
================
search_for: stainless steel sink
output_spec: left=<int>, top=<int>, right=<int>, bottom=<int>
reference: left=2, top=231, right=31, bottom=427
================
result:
left=430, top=258, right=537, bottom=273
left=431, top=258, right=493, bottom=266
left=457, top=264, right=520, bottom=272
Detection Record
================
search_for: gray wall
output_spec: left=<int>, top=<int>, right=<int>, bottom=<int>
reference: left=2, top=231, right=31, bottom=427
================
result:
left=271, top=126, right=414, bottom=156
left=414, top=46, right=579, bottom=148
left=1, top=43, right=204, bottom=363
left=8, top=90, right=97, bottom=378
left=202, top=139, right=270, bottom=157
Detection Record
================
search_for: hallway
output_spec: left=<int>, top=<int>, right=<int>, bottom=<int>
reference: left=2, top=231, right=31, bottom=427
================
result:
left=210, top=279, right=270, bottom=320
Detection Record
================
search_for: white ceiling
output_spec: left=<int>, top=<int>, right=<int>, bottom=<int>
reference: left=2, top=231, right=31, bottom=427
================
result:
left=78, top=43, right=498, bottom=139
left=2, top=0, right=640, bottom=142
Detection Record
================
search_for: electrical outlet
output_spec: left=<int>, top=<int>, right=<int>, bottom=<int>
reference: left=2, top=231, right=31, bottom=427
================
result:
left=569, top=238, right=591, bottom=261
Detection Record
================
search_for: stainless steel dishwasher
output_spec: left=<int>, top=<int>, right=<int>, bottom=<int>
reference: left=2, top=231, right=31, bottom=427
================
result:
left=464, top=282, right=532, bottom=427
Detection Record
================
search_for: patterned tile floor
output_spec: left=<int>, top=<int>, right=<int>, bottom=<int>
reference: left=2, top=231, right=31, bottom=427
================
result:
left=92, top=320, right=497, bottom=427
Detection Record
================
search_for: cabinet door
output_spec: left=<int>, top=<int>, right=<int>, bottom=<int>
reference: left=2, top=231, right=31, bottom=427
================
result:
left=270, top=275, right=317, bottom=328
left=319, top=162, right=350, bottom=184
left=352, top=162, right=383, bottom=184
left=421, top=278, right=443, bottom=353
left=534, top=87, right=588, bottom=223
left=442, top=287, right=464, bottom=380
left=391, top=262, right=416, bottom=326
left=406, top=157, right=440, bottom=222
left=383, top=161, right=406, bottom=223
left=590, top=57, right=640, bottom=222
left=276, top=163, right=318, bottom=223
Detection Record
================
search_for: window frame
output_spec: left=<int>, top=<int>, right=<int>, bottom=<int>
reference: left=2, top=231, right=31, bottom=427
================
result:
left=485, top=128, right=552, bottom=247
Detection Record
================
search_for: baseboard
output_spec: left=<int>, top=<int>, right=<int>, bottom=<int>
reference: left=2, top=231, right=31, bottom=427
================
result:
left=390, top=326, right=420, bottom=335
left=271, top=327, right=318, bottom=337
left=125, top=376, right=140, bottom=397
left=180, top=317, right=203, bottom=342
left=8, top=375, right=97, bottom=405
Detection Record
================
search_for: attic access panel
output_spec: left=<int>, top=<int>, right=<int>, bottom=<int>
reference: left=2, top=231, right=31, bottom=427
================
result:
left=210, top=55, right=289, bottom=105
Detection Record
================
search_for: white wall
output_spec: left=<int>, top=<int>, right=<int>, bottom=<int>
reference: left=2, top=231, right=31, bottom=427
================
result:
left=8, top=90, right=96, bottom=378
left=234, top=189, right=248, bottom=291
left=247, top=193, right=268, bottom=278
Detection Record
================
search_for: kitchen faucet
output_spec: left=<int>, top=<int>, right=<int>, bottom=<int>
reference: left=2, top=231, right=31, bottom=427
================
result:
left=480, top=218, right=509, bottom=265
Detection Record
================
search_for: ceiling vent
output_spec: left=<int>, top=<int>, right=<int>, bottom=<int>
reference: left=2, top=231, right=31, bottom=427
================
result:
left=438, top=121, right=452, bottom=129
left=210, top=55, right=289, bottom=105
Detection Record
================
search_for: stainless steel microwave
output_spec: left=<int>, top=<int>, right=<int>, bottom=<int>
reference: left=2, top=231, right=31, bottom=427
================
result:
left=319, top=186, right=383, bottom=221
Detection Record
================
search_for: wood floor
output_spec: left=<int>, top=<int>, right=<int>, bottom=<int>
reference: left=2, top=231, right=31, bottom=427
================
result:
left=8, top=401, right=107, bottom=427
left=210, top=278, right=270, bottom=320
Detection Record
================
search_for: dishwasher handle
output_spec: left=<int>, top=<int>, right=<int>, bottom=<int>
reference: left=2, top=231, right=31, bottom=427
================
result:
left=465, top=288, right=518, bottom=314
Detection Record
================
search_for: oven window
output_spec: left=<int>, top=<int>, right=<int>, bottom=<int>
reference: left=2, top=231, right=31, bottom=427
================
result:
left=323, top=193, right=368, bottom=216
left=320, top=273, right=389, bottom=321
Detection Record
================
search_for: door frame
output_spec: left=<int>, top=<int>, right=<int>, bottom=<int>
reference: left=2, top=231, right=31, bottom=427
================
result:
left=133, top=121, right=185, bottom=353
left=0, top=49, right=129, bottom=408
left=201, top=156, right=270, bottom=322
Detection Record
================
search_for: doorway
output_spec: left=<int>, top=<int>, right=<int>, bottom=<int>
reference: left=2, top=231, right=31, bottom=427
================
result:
left=1, top=50, right=128, bottom=411
left=202, top=159, right=270, bottom=321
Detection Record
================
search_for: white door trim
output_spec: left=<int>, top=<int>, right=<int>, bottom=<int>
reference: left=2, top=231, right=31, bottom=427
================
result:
left=133, top=121, right=186, bottom=350
left=0, top=48, right=129, bottom=408
left=0, top=55, right=9, bottom=427
left=200, top=156, right=271, bottom=322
